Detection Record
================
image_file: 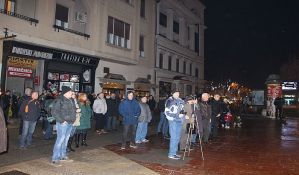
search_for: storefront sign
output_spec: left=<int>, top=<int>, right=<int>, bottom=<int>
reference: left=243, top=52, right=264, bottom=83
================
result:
left=7, top=66, right=33, bottom=78
left=267, top=84, right=282, bottom=99
left=11, top=46, right=53, bottom=59
left=7, top=56, right=37, bottom=69
left=282, top=82, right=297, bottom=90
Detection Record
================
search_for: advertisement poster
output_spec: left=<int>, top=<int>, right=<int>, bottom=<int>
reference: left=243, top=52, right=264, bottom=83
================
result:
left=7, top=56, right=36, bottom=78
left=251, top=90, right=265, bottom=106
left=267, top=84, right=282, bottom=99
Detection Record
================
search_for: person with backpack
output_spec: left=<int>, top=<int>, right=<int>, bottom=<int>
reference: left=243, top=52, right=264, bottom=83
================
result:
left=19, top=91, right=41, bottom=149
left=51, top=86, right=77, bottom=165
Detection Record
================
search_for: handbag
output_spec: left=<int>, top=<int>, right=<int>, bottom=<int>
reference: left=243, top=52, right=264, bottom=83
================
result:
left=73, top=113, right=81, bottom=126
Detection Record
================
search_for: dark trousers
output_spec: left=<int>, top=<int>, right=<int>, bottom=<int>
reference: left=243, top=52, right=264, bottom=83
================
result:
left=95, top=113, right=106, bottom=130
left=275, top=107, right=283, bottom=119
left=202, top=118, right=211, bottom=142
left=122, top=124, right=137, bottom=147
left=211, top=117, right=219, bottom=138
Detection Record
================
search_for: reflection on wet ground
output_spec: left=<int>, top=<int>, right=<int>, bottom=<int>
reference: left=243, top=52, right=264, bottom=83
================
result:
left=105, top=117, right=299, bottom=175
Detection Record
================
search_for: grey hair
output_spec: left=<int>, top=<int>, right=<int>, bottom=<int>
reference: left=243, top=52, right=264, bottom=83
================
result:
left=24, top=88, right=32, bottom=96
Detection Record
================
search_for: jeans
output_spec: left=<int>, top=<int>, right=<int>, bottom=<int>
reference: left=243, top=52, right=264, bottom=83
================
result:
left=135, top=122, right=148, bottom=142
left=122, top=124, right=137, bottom=147
left=157, top=112, right=168, bottom=136
left=168, top=120, right=183, bottom=157
left=20, top=120, right=37, bottom=148
left=52, top=122, right=73, bottom=161
left=43, top=119, right=52, bottom=140
left=202, top=118, right=211, bottom=142
left=106, top=116, right=117, bottom=130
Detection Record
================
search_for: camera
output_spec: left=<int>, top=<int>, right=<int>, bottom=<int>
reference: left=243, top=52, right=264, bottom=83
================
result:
left=180, top=110, right=187, bottom=115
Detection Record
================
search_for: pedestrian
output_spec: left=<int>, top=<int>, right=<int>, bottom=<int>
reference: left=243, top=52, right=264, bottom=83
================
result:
left=106, top=93, right=120, bottom=131
left=198, top=93, right=212, bottom=144
left=68, top=92, right=80, bottom=151
left=119, top=91, right=141, bottom=150
left=165, top=89, right=185, bottom=160
left=210, top=94, right=222, bottom=139
left=51, top=86, right=77, bottom=165
left=93, top=92, right=107, bottom=135
left=43, top=93, right=55, bottom=140
left=18, top=88, right=32, bottom=136
left=135, top=95, right=152, bottom=144
left=74, top=93, right=92, bottom=148
left=274, top=97, right=284, bottom=120
left=19, top=91, right=41, bottom=149
left=157, top=95, right=169, bottom=138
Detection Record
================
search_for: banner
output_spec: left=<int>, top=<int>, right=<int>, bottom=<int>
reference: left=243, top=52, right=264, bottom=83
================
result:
left=267, top=84, right=282, bottom=99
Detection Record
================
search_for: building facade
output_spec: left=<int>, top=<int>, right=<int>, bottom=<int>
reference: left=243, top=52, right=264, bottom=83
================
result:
left=155, top=0, right=205, bottom=97
left=0, top=0, right=156, bottom=97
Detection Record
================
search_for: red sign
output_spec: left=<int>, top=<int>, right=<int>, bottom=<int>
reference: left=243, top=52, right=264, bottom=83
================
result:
left=267, top=84, right=282, bottom=99
left=7, top=66, right=33, bottom=78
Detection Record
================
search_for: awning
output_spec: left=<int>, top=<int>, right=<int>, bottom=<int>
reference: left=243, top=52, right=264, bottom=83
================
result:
left=134, top=77, right=157, bottom=88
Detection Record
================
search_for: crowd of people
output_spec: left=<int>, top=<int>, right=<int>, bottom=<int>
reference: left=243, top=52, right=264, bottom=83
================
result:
left=1, top=86, right=235, bottom=165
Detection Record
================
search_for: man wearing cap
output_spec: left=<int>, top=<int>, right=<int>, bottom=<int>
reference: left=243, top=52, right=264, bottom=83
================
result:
left=165, top=89, right=186, bottom=160
left=51, top=86, right=77, bottom=166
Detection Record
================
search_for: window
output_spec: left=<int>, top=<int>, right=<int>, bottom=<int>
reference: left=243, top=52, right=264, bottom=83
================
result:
left=55, top=4, right=69, bottom=28
left=195, top=68, right=199, bottom=78
left=107, top=16, right=131, bottom=49
left=139, top=35, right=144, bottom=57
left=0, top=0, right=15, bottom=12
left=189, top=63, right=192, bottom=75
left=159, top=13, right=167, bottom=27
left=159, top=54, right=164, bottom=69
left=176, top=59, right=179, bottom=72
left=195, top=32, right=199, bottom=53
left=183, top=61, right=186, bottom=74
left=140, top=0, right=145, bottom=18
left=173, top=21, right=179, bottom=34
left=168, top=56, right=172, bottom=71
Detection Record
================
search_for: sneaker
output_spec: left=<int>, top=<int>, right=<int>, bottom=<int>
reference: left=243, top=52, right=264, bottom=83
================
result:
left=175, top=154, right=181, bottom=158
left=60, top=157, right=74, bottom=163
left=135, top=140, right=142, bottom=144
left=52, top=160, right=62, bottom=167
left=142, top=139, right=149, bottom=143
left=168, top=155, right=180, bottom=160
left=129, top=144, right=138, bottom=149
left=164, top=136, right=170, bottom=140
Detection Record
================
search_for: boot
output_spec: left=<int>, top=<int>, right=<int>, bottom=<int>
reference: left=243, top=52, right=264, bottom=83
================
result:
left=67, top=136, right=75, bottom=152
left=75, top=133, right=80, bottom=148
left=82, top=133, right=88, bottom=146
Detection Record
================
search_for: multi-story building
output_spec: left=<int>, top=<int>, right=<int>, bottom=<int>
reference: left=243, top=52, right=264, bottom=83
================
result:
left=0, top=0, right=156, bottom=98
left=155, top=0, right=205, bottom=97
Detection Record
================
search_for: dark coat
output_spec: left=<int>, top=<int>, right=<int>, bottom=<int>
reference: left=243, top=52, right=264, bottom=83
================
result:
left=119, top=98, right=141, bottom=125
left=210, top=99, right=222, bottom=118
left=0, top=107, right=7, bottom=153
left=147, top=99, right=156, bottom=111
left=106, top=98, right=119, bottom=116
left=197, top=101, right=212, bottom=120
left=158, top=99, right=166, bottom=113
left=19, top=98, right=41, bottom=121
left=51, top=95, right=76, bottom=124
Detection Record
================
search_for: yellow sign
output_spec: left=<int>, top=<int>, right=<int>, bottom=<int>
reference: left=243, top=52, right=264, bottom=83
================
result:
left=7, top=56, right=37, bottom=69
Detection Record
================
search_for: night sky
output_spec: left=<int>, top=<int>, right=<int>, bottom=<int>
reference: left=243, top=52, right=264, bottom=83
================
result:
left=204, top=0, right=299, bottom=89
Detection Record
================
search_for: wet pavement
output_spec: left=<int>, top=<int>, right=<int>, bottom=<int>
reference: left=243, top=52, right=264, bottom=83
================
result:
left=105, top=116, right=299, bottom=175
left=1, top=116, right=299, bottom=175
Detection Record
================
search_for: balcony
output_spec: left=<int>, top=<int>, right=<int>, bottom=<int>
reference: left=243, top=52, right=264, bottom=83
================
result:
left=0, top=8, right=38, bottom=25
left=53, top=19, right=90, bottom=39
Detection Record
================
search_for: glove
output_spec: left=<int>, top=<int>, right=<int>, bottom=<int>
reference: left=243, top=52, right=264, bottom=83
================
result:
left=179, top=114, right=184, bottom=118
left=166, top=116, right=174, bottom=121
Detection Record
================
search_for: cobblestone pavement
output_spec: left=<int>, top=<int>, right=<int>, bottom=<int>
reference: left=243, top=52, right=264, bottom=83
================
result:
left=1, top=116, right=299, bottom=175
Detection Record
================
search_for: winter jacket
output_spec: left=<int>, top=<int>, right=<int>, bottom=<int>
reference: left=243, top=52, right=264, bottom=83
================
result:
left=77, top=103, right=92, bottom=130
left=138, top=102, right=152, bottom=122
left=19, top=98, right=41, bottom=121
left=119, top=97, right=141, bottom=125
left=147, top=99, right=156, bottom=111
left=51, top=95, right=76, bottom=124
left=164, top=97, right=185, bottom=122
left=210, top=99, right=222, bottom=118
left=106, top=98, right=119, bottom=116
left=93, top=98, right=107, bottom=114
left=158, top=99, right=166, bottom=113
left=198, top=101, right=212, bottom=120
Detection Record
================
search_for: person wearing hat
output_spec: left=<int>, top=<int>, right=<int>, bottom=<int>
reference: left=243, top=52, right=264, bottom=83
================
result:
left=51, top=86, right=77, bottom=166
left=165, top=89, right=186, bottom=160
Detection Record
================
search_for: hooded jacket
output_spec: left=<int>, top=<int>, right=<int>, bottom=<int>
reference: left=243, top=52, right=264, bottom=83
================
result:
left=164, top=96, right=185, bottom=122
left=93, top=97, right=107, bottom=114
left=118, top=94, right=141, bottom=125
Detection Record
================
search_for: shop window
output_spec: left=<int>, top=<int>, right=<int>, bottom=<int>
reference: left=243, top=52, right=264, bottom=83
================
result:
left=195, top=32, right=199, bottom=53
left=159, top=12, right=167, bottom=27
left=189, top=63, right=192, bottom=75
left=168, top=56, right=172, bottom=71
left=140, top=0, right=145, bottom=18
left=55, top=4, right=69, bottom=28
left=195, top=68, right=199, bottom=78
left=107, top=16, right=131, bottom=49
left=173, top=21, right=179, bottom=34
left=176, top=59, right=179, bottom=72
left=0, top=0, right=16, bottom=13
left=159, top=53, right=163, bottom=69
left=183, top=61, right=186, bottom=74
left=139, top=35, right=144, bottom=57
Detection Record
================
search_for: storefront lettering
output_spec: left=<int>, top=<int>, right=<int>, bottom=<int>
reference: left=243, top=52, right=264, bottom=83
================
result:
left=11, top=46, right=53, bottom=59
left=60, top=53, right=91, bottom=65
left=7, top=66, right=33, bottom=74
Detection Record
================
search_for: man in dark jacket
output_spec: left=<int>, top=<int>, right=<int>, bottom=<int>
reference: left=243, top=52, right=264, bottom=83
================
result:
left=198, top=93, right=212, bottom=144
left=51, top=86, right=77, bottom=165
left=19, top=91, right=41, bottom=149
left=274, top=97, right=284, bottom=120
left=106, top=93, right=119, bottom=131
left=210, top=94, right=222, bottom=139
left=18, top=88, right=32, bottom=135
left=119, top=91, right=141, bottom=150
